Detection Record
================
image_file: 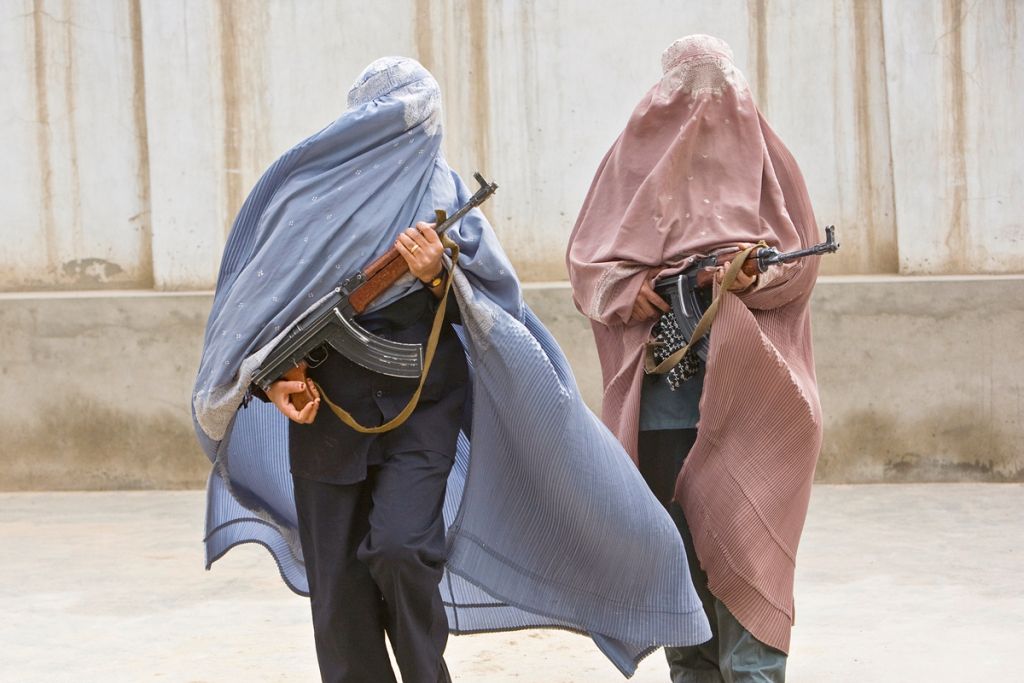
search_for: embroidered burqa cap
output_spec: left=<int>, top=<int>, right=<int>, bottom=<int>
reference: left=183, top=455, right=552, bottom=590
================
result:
left=193, top=57, right=711, bottom=675
left=567, top=36, right=823, bottom=652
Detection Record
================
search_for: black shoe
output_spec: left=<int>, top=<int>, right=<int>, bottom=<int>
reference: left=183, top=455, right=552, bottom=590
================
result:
left=437, top=659, right=452, bottom=683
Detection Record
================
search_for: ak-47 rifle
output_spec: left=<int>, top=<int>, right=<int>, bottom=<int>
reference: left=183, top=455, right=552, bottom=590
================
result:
left=252, top=172, right=498, bottom=392
left=651, top=226, right=840, bottom=366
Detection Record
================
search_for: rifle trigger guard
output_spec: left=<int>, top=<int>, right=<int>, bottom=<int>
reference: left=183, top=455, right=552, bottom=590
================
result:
left=305, top=345, right=328, bottom=368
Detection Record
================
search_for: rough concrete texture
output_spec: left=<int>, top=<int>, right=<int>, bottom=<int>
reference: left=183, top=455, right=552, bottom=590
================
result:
left=1, top=276, right=1022, bottom=490
left=0, top=291, right=211, bottom=490
left=812, top=275, right=1024, bottom=483
left=3, top=1, right=1022, bottom=289
left=1, top=484, right=1020, bottom=682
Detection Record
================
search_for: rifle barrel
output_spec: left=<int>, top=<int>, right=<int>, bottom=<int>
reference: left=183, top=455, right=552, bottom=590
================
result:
left=757, top=225, right=839, bottom=267
left=433, top=174, right=498, bottom=236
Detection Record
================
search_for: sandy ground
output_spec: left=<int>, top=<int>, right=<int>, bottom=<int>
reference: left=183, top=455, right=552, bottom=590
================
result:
left=1, top=484, right=1021, bottom=682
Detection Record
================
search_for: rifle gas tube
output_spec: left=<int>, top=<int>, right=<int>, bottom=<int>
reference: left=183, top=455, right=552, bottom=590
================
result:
left=687, top=225, right=841, bottom=288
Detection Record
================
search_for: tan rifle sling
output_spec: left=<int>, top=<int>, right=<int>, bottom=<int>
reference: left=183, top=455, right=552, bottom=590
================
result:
left=645, top=242, right=762, bottom=375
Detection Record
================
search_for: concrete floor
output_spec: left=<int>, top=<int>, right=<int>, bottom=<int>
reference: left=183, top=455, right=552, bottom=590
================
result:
left=1, top=484, right=1021, bottom=682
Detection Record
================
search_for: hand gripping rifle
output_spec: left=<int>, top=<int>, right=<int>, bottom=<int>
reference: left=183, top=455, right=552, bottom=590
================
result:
left=684, top=225, right=840, bottom=289
left=252, top=172, right=498, bottom=392
left=648, top=226, right=840, bottom=372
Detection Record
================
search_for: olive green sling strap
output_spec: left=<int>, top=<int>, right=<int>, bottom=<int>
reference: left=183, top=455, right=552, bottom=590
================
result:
left=312, top=235, right=461, bottom=434
left=645, top=242, right=761, bottom=375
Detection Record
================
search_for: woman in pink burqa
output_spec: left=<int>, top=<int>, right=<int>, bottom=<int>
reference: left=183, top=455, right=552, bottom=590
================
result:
left=567, top=35, right=824, bottom=682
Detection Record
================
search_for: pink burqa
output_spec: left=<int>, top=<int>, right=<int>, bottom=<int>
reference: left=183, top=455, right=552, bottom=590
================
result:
left=566, top=36, right=823, bottom=652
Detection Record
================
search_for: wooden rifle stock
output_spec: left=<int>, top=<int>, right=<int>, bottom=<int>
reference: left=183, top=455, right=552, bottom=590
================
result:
left=692, top=258, right=760, bottom=289
left=349, top=249, right=411, bottom=314
left=344, top=172, right=499, bottom=316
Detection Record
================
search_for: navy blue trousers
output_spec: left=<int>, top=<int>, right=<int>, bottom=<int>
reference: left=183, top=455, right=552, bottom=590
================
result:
left=293, top=444, right=454, bottom=683
left=289, top=290, right=466, bottom=683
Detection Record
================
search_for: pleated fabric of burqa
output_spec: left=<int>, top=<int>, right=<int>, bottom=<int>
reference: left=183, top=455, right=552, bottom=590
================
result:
left=567, top=36, right=824, bottom=653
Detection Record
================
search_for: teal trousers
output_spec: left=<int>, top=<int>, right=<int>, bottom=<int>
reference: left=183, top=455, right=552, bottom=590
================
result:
left=638, top=429, right=788, bottom=683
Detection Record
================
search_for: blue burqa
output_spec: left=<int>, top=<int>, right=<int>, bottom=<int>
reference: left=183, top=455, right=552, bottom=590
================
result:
left=192, top=57, right=710, bottom=676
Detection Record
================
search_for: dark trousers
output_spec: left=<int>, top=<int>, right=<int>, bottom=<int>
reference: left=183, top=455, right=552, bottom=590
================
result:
left=293, top=446, right=454, bottom=683
left=287, top=290, right=467, bottom=683
left=638, top=430, right=787, bottom=683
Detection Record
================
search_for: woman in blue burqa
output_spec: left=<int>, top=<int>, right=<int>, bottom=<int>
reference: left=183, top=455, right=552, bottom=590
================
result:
left=192, top=57, right=710, bottom=683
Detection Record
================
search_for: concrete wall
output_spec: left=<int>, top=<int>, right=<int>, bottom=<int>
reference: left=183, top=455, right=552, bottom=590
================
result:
left=813, top=276, right=1024, bottom=482
left=2, top=0, right=1022, bottom=288
left=883, top=1, right=1024, bottom=274
left=0, top=290, right=210, bottom=489
left=2, top=277, right=1021, bottom=490
left=1, top=1, right=152, bottom=290
left=1, top=1, right=1022, bottom=488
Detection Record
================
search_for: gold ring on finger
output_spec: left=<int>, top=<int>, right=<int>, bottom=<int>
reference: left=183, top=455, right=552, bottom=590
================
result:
left=409, top=244, right=420, bottom=253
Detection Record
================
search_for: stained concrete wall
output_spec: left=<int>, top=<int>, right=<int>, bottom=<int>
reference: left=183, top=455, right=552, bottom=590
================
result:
left=1, top=1, right=1022, bottom=488
left=2, top=0, right=1022, bottom=288
left=1, top=0, right=152, bottom=290
left=0, top=290, right=209, bottom=489
left=140, top=0, right=423, bottom=289
left=2, top=277, right=1021, bottom=490
left=813, top=276, right=1024, bottom=482
left=883, top=1, right=1024, bottom=274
